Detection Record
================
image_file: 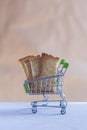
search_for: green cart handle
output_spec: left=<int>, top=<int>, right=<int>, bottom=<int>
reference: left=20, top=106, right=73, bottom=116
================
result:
left=24, top=83, right=29, bottom=93
left=60, top=59, right=65, bottom=65
left=60, top=59, right=69, bottom=69
left=63, top=62, right=69, bottom=69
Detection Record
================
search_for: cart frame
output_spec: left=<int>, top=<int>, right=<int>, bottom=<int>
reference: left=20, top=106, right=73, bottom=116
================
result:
left=23, top=59, right=69, bottom=114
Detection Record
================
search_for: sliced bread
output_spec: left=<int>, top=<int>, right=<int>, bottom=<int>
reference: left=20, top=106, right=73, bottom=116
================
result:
left=19, top=55, right=41, bottom=93
left=39, top=53, right=60, bottom=92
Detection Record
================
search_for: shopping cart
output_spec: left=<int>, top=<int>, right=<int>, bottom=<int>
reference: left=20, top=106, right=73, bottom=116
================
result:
left=23, top=59, right=69, bottom=114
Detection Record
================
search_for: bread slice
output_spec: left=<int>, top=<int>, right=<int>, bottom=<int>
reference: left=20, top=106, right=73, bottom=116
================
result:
left=30, top=55, right=41, bottom=79
left=39, top=53, right=60, bottom=93
left=19, top=55, right=34, bottom=80
left=30, top=55, right=41, bottom=93
left=19, top=55, right=41, bottom=93
left=40, top=53, right=59, bottom=77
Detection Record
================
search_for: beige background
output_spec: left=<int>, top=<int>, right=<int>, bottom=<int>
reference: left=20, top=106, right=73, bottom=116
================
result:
left=0, top=0, right=87, bottom=102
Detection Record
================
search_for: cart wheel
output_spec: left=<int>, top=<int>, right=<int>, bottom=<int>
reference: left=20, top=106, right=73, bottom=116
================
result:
left=61, top=108, right=66, bottom=115
left=31, top=101, right=37, bottom=113
left=32, top=107, right=37, bottom=113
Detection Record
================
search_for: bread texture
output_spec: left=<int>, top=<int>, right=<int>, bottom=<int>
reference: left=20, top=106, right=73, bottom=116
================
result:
left=30, top=55, right=41, bottom=93
left=19, top=53, right=60, bottom=94
left=39, top=53, right=59, bottom=92
left=19, top=56, right=34, bottom=80
left=19, top=55, right=41, bottom=93
left=30, top=55, right=41, bottom=79
left=40, top=53, right=59, bottom=77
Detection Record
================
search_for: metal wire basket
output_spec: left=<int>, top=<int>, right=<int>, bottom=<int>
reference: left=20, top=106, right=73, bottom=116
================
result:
left=23, top=59, right=69, bottom=114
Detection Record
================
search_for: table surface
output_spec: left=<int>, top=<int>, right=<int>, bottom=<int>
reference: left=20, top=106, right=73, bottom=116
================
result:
left=0, top=102, right=87, bottom=130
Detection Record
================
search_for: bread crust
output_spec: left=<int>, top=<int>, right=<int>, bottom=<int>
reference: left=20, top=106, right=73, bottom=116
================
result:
left=19, top=56, right=35, bottom=80
left=19, top=55, right=35, bottom=62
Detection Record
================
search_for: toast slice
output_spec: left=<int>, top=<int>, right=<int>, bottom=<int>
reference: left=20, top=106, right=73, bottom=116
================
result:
left=39, top=53, right=60, bottom=93
left=19, top=56, right=35, bottom=93
left=30, top=55, right=41, bottom=93
left=30, top=55, right=41, bottom=79
left=19, top=55, right=34, bottom=80
left=19, top=55, right=41, bottom=93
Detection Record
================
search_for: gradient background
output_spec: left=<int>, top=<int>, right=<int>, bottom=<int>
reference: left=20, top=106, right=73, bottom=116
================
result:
left=0, top=0, right=87, bottom=101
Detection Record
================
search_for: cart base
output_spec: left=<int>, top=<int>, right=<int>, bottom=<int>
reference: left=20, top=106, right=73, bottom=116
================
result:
left=31, top=100, right=67, bottom=115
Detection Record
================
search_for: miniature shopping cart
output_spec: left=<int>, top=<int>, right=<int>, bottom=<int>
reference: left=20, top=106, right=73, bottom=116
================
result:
left=23, top=59, right=69, bottom=114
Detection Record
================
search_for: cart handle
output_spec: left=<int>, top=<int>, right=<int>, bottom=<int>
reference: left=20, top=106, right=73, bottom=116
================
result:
left=60, top=59, right=65, bottom=65
left=60, top=59, right=69, bottom=69
left=63, top=62, right=69, bottom=69
left=23, top=83, right=29, bottom=93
